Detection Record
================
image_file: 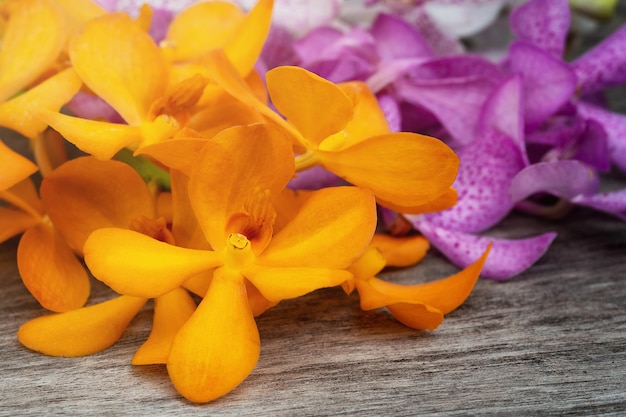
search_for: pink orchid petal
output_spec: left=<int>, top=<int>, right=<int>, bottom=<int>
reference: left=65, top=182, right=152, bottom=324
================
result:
left=507, top=41, right=577, bottom=130
left=509, top=160, right=599, bottom=203
left=572, top=189, right=626, bottom=221
left=576, top=101, right=626, bottom=173
left=571, top=25, right=626, bottom=94
left=417, top=129, right=524, bottom=233
left=414, top=220, right=557, bottom=280
left=370, top=13, right=435, bottom=60
left=509, top=0, right=570, bottom=58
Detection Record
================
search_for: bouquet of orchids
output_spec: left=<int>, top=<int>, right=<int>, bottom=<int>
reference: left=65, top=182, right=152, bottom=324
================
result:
left=1, top=0, right=624, bottom=404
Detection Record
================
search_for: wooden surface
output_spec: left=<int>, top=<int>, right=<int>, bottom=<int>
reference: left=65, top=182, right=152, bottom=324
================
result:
left=2, top=9, right=626, bottom=417
left=1, top=203, right=625, bottom=415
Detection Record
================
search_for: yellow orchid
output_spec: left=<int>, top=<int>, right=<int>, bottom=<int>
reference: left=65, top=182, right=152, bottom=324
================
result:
left=18, top=156, right=195, bottom=362
left=346, top=244, right=491, bottom=330
left=203, top=51, right=459, bottom=214
left=35, top=11, right=207, bottom=159
left=0, top=0, right=82, bottom=167
left=82, top=123, right=377, bottom=402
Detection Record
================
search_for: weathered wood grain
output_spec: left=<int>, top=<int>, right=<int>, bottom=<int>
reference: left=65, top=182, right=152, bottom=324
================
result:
left=1, top=200, right=625, bottom=416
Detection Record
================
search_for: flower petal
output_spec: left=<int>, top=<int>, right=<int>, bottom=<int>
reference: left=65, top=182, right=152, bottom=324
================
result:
left=136, top=138, right=207, bottom=177
left=163, top=1, right=245, bottom=63
left=35, top=109, right=142, bottom=159
left=370, top=13, right=435, bottom=60
left=369, top=234, right=430, bottom=268
left=266, top=66, right=353, bottom=147
left=509, top=160, right=599, bottom=203
left=507, top=41, right=576, bottom=129
left=572, top=189, right=626, bottom=220
left=167, top=267, right=260, bottom=403
left=132, top=288, right=196, bottom=365
left=415, top=220, right=556, bottom=280
left=386, top=303, right=444, bottom=331
left=420, top=129, right=525, bottom=233
left=69, top=12, right=167, bottom=125
left=0, top=207, right=39, bottom=243
left=18, top=295, right=147, bottom=356
left=0, top=68, right=82, bottom=139
left=223, top=0, right=274, bottom=76
left=17, top=223, right=90, bottom=312
left=0, top=139, right=38, bottom=190
left=509, top=0, right=570, bottom=58
left=245, top=265, right=351, bottom=302
left=189, top=123, right=295, bottom=249
left=576, top=101, right=626, bottom=172
left=317, top=132, right=459, bottom=208
left=0, top=0, right=65, bottom=101
left=40, top=156, right=155, bottom=254
left=84, top=228, right=222, bottom=298
left=259, top=186, right=376, bottom=268
left=571, top=25, right=626, bottom=94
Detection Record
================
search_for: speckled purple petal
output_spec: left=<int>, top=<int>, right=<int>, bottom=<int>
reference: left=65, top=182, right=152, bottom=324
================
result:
left=295, top=27, right=378, bottom=82
left=414, top=77, right=526, bottom=233
left=416, top=129, right=524, bottom=232
left=477, top=75, right=525, bottom=159
left=571, top=25, right=626, bottom=94
left=413, top=220, right=557, bottom=280
left=509, top=160, right=599, bottom=203
left=507, top=41, right=577, bottom=130
left=576, top=101, right=626, bottom=173
left=370, top=13, right=435, bottom=60
left=572, top=189, right=626, bottom=220
left=509, top=0, right=570, bottom=57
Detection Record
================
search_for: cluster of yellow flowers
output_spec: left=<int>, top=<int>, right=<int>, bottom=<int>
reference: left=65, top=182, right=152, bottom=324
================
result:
left=0, top=0, right=489, bottom=403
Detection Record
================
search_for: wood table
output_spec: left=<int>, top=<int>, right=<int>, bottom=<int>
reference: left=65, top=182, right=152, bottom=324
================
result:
left=2, top=7, right=626, bottom=415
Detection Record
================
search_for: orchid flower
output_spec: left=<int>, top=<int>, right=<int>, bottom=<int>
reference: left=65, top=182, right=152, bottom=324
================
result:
left=80, top=123, right=377, bottom=402
left=18, top=156, right=196, bottom=363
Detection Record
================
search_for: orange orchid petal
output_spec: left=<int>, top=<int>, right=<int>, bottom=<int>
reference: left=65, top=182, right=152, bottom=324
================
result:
left=182, top=270, right=215, bottom=297
left=137, top=138, right=207, bottom=177
left=0, top=68, right=82, bottom=139
left=369, top=234, right=430, bottom=268
left=17, top=223, right=90, bottom=312
left=316, top=132, right=459, bottom=207
left=189, top=123, right=295, bottom=249
left=203, top=50, right=303, bottom=149
left=18, top=295, right=147, bottom=356
left=223, top=0, right=274, bottom=76
left=40, top=157, right=155, bottom=254
left=337, top=81, right=390, bottom=145
left=0, top=139, right=38, bottom=190
left=35, top=109, right=142, bottom=159
left=132, top=288, right=196, bottom=365
left=245, top=265, right=352, bottom=302
left=69, top=13, right=167, bottom=125
left=163, top=2, right=245, bottom=63
left=0, top=207, right=39, bottom=243
left=84, top=228, right=222, bottom=298
left=386, top=303, right=444, bottom=331
left=266, top=66, right=353, bottom=147
left=32, top=128, right=69, bottom=177
left=169, top=170, right=212, bottom=250
left=190, top=93, right=265, bottom=139
left=0, top=0, right=65, bottom=101
left=0, top=178, right=44, bottom=217
left=167, top=267, right=260, bottom=403
left=359, top=244, right=491, bottom=313
left=53, top=0, right=106, bottom=34
left=377, top=187, right=458, bottom=214
left=259, top=186, right=376, bottom=269
left=156, top=191, right=173, bottom=223
left=246, top=280, right=277, bottom=317
left=271, top=188, right=313, bottom=234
